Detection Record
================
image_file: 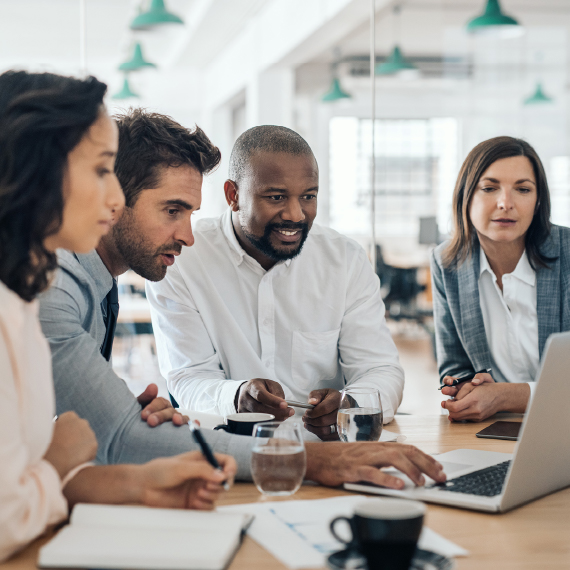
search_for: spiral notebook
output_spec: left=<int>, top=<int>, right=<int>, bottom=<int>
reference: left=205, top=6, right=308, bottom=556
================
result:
left=38, top=503, right=252, bottom=570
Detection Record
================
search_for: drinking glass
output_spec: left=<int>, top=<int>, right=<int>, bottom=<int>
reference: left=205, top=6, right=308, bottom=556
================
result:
left=337, top=387, right=383, bottom=442
left=251, top=422, right=306, bottom=496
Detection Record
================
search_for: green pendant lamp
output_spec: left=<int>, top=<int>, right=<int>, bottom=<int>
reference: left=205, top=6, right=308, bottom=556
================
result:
left=322, top=77, right=351, bottom=102
left=375, top=5, right=418, bottom=78
left=524, top=82, right=553, bottom=105
left=467, top=0, right=524, bottom=38
left=130, top=0, right=184, bottom=30
left=112, top=76, right=139, bottom=100
left=119, top=43, right=156, bottom=71
left=375, top=45, right=417, bottom=76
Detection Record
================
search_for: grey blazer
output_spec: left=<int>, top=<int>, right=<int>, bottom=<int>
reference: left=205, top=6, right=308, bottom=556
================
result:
left=431, top=225, right=570, bottom=382
left=39, top=249, right=254, bottom=479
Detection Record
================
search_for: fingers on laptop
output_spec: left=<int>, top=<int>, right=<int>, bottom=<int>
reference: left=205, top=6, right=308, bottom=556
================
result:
left=307, top=442, right=445, bottom=488
left=343, top=444, right=446, bottom=489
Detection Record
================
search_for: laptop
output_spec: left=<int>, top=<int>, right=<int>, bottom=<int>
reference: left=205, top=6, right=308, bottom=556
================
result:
left=345, top=331, right=570, bottom=513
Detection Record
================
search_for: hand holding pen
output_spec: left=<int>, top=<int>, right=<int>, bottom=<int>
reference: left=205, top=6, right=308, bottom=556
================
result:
left=439, top=368, right=493, bottom=397
left=189, top=421, right=233, bottom=491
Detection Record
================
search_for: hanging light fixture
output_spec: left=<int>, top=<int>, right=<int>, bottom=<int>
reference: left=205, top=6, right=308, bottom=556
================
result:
left=375, top=4, right=418, bottom=78
left=322, top=50, right=351, bottom=102
left=524, top=82, right=553, bottom=105
left=112, top=75, right=139, bottom=99
left=130, top=0, right=184, bottom=30
left=119, top=42, right=156, bottom=71
left=466, top=0, right=524, bottom=38
left=375, top=45, right=417, bottom=75
left=322, top=78, right=351, bottom=102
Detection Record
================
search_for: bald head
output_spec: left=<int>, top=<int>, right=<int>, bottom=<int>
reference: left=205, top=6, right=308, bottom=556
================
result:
left=229, top=125, right=315, bottom=184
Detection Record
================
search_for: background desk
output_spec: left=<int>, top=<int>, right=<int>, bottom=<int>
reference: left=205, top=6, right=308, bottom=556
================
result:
left=2, top=414, right=570, bottom=570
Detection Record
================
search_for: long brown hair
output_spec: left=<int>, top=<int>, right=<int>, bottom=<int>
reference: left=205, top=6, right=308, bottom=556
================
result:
left=442, top=136, right=554, bottom=270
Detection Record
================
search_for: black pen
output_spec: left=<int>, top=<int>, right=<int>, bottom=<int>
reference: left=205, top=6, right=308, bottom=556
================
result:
left=438, top=368, right=492, bottom=390
left=189, top=421, right=230, bottom=491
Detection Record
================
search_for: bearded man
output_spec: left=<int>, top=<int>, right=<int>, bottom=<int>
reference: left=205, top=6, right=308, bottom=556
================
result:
left=147, top=125, right=405, bottom=441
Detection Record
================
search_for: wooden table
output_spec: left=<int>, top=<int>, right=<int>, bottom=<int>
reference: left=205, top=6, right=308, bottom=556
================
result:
left=3, top=414, right=570, bottom=570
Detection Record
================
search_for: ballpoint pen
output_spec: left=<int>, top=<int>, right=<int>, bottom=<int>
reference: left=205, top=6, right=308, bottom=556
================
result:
left=438, top=368, right=492, bottom=390
left=189, top=421, right=231, bottom=491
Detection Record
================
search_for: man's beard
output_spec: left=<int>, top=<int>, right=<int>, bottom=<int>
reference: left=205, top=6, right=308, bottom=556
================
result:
left=112, top=214, right=181, bottom=282
left=241, top=221, right=309, bottom=262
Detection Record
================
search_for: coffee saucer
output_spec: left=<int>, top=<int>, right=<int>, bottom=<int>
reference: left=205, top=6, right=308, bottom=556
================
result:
left=327, top=547, right=455, bottom=570
left=326, top=548, right=366, bottom=570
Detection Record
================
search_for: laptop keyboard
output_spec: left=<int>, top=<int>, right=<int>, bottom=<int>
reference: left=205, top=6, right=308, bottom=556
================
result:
left=436, top=460, right=511, bottom=497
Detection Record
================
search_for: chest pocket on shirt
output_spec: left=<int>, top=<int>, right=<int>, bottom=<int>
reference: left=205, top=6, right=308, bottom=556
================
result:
left=291, top=329, right=341, bottom=390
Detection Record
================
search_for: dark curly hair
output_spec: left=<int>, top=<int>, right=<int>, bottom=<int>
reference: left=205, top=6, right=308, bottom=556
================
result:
left=114, top=108, right=221, bottom=207
left=0, top=70, right=107, bottom=301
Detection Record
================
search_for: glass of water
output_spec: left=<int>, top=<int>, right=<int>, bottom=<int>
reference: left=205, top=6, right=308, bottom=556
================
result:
left=251, top=422, right=306, bottom=496
left=337, top=387, right=383, bottom=442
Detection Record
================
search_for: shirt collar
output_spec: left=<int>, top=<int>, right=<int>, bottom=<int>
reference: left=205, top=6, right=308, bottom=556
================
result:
left=220, top=208, right=292, bottom=270
left=479, top=247, right=536, bottom=287
left=75, top=250, right=115, bottom=303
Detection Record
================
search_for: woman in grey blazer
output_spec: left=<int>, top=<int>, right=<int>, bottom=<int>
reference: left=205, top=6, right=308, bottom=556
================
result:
left=432, top=136, right=570, bottom=422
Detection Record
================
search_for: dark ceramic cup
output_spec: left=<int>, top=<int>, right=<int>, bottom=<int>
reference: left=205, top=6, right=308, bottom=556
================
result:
left=330, top=498, right=426, bottom=570
left=214, top=412, right=275, bottom=436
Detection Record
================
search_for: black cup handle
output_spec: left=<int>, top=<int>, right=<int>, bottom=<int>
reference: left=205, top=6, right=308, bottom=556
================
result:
left=330, top=516, right=354, bottom=545
left=213, top=424, right=230, bottom=432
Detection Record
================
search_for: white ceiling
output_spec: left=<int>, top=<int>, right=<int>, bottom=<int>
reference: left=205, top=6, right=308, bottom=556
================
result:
left=315, top=0, right=570, bottom=63
left=1, top=1, right=569, bottom=70
left=0, top=0, right=569, bottom=99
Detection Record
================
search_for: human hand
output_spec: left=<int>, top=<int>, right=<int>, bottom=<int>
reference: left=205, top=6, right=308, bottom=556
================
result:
left=236, top=378, right=293, bottom=421
left=302, top=389, right=341, bottom=441
left=137, top=451, right=237, bottom=510
left=442, top=381, right=530, bottom=422
left=440, top=372, right=494, bottom=398
left=304, top=441, right=446, bottom=489
left=138, top=383, right=189, bottom=427
left=44, top=411, right=98, bottom=480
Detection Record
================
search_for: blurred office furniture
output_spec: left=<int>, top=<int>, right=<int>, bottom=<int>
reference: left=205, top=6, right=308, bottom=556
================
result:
left=117, top=272, right=153, bottom=342
left=376, top=245, right=426, bottom=321
left=376, top=216, right=442, bottom=357
left=376, top=245, right=431, bottom=323
left=116, top=271, right=179, bottom=406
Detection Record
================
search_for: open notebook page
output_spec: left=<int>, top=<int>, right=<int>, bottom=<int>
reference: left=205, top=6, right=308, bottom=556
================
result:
left=39, top=504, right=251, bottom=570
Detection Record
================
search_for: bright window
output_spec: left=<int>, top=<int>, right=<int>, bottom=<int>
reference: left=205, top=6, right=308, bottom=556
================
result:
left=329, top=117, right=458, bottom=239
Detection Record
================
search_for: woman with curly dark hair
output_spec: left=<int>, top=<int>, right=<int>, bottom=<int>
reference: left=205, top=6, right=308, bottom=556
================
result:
left=0, top=70, right=235, bottom=561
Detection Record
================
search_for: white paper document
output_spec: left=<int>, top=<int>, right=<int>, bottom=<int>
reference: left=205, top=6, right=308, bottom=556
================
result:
left=220, top=495, right=468, bottom=569
left=379, top=429, right=404, bottom=442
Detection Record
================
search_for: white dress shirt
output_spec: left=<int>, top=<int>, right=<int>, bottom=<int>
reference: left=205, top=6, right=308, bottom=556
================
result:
left=147, top=209, right=404, bottom=423
left=479, top=248, right=539, bottom=396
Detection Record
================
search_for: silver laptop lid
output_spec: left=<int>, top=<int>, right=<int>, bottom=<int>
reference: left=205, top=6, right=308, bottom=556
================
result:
left=500, top=331, right=570, bottom=512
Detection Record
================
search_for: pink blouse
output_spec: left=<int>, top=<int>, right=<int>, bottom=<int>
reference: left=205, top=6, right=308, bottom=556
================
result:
left=0, top=281, right=67, bottom=561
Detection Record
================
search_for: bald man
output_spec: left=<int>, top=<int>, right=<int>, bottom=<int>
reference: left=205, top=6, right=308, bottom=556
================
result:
left=147, top=125, right=405, bottom=441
